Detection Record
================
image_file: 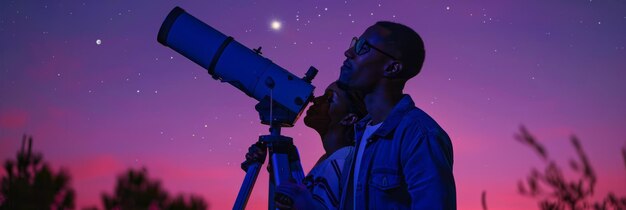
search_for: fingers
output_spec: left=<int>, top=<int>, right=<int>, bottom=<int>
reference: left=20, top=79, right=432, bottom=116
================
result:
left=275, top=201, right=292, bottom=210
left=274, top=192, right=294, bottom=210
left=249, top=144, right=266, bottom=154
left=288, top=177, right=298, bottom=184
left=242, top=143, right=266, bottom=171
left=245, top=144, right=266, bottom=162
left=244, top=152, right=259, bottom=163
left=275, top=182, right=313, bottom=210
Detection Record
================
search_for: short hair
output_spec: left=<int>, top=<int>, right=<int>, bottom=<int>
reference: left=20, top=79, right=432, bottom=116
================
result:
left=375, top=21, right=425, bottom=79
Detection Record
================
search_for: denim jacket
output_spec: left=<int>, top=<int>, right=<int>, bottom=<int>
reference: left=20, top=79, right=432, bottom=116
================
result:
left=338, top=95, right=456, bottom=210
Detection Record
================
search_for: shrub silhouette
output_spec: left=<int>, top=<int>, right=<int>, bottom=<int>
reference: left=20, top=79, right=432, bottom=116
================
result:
left=515, top=126, right=626, bottom=210
left=0, top=135, right=75, bottom=209
left=101, top=168, right=208, bottom=210
left=1, top=135, right=210, bottom=210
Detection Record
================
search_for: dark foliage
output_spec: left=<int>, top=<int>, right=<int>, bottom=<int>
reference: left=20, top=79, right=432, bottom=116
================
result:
left=101, top=168, right=208, bottom=210
left=516, top=126, right=626, bottom=210
left=0, top=135, right=75, bottom=210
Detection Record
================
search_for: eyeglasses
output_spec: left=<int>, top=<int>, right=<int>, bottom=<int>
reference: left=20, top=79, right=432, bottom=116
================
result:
left=350, top=37, right=397, bottom=60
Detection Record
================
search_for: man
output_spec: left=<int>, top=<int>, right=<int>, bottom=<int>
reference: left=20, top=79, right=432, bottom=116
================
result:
left=337, top=21, right=456, bottom=209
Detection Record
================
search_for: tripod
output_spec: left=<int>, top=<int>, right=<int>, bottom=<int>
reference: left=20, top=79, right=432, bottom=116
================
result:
left=233, top=99, right=306, bottom=210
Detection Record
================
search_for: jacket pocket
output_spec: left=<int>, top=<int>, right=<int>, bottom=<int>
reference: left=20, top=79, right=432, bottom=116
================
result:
left=370, top=169, right=402, bottom=191
left=368, top=169, right=408, bottom=209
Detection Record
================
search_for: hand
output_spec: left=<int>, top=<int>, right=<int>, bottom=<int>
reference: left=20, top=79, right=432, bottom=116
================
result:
left=241, top=142, right=266, bottom=171
left=274, top=180, right=318, bottom=210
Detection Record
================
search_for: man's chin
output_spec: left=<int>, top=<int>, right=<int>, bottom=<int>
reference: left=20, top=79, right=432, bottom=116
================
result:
left=303, top=117, right=314, bottom=128
left=336, top=80, right=350, bottom=90
left=304, top=118, right=329, bottom=130
left=336, top=75, right=345, bottom=82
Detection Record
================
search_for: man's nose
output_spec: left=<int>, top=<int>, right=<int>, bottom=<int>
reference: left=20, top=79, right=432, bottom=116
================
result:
left=312, top=96, right=323, bottom=104
left=344, top=47, right=356, bottom=59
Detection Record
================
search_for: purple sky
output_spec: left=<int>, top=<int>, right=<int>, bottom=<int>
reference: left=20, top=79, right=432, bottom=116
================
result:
left=1, top=1, right=625, bottom=209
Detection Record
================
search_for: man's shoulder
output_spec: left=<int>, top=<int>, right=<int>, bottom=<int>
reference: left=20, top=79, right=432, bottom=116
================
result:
left=395, top=107, right=454, bottom=164
left=398, top=106, right=446, bottom=135
left=327, top=146, right=353, bottom=161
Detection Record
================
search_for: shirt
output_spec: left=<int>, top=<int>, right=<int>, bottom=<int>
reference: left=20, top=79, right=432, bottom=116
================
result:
left=338, top=95, right=456, bottom=210
left=353, top=121, right=382, bottom=209
left=304, top=146, right=354, bottom=209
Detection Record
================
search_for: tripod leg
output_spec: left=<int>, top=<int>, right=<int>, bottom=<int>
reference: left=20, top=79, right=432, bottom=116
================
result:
left=288, top=146, right=305, bottom=184
left=269, top=168, right=276, bottom=210
left=233, top=144, right=266, bottom=210
left=268, top=152, right=291, bottom=210
left=233, top=162, right=262, bottom=210
left=268, top=145, right=307, bottom=209
left=271, top=153, right=292, bottom=185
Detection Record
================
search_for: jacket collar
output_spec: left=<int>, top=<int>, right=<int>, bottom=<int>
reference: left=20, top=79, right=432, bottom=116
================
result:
left=355, top=94, right=416, bottom=139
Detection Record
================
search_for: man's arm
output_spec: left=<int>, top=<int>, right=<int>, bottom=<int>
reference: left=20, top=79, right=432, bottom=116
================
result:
left=401, top=130, right=456, bottom=210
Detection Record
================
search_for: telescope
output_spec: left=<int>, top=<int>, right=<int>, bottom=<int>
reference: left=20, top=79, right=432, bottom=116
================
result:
left=157, top=6, right=317, bottom=127
left=157, top=7, right=317, bottom=209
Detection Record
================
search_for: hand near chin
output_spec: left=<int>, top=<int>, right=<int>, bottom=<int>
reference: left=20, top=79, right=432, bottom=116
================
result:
left=274, top=180, right=320, bottom=210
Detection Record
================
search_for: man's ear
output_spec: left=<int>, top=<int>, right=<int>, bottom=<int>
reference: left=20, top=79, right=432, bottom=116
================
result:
left=339, top=113, right=359, bottom=126
left=383, top=61, right=403, bottom=78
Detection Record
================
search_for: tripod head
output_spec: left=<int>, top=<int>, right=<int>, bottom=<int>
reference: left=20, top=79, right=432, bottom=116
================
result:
left=255, top=66, right=318, bottom=127
left=237, top=105, right=307, bottom=210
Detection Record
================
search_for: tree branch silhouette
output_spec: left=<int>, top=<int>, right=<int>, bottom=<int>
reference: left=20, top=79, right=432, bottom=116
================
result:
left=101, top=168, right=208, bottom=210
left=515, top=126, right=626, bottom=210
left=0, top=135, right=75, bottom=210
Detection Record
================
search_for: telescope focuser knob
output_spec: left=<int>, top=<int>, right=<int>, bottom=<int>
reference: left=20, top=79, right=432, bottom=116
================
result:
left=303, top=66, right=318, bottom=83
left=265, top=77, right=275, bottom=89
left=254, top=46, right=263, bottom=55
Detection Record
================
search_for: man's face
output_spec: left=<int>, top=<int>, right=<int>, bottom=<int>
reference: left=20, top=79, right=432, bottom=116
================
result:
left=339, top=25, right=396, bottom=93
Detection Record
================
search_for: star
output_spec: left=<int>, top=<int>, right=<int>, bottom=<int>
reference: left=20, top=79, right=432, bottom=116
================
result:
left=271, top=20, right=282, bottom=30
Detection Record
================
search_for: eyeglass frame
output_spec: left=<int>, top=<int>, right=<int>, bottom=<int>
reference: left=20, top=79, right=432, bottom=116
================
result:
left=350, top=37, right=398, bottom=60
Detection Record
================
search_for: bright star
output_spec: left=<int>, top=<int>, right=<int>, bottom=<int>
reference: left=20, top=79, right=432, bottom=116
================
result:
left=271, top=20, right=282, bottom=30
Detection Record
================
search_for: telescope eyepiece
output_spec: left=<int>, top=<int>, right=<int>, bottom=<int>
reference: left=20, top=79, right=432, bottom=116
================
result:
left=303, top=66, right=318, bottom=84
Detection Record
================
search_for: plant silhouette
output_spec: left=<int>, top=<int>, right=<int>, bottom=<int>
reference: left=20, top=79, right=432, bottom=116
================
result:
left=0, top=135, right=75, bottom=210
left=515, top=126, right=626, bottom=210
left=102, top=168, right=208, bottom=210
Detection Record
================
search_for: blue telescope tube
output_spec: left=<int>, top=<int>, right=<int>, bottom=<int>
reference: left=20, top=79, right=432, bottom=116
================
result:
left=157, top=7, right=315, bottom=125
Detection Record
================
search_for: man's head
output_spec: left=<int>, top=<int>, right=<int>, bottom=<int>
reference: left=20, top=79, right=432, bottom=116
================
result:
left=339, top=21, right=425, bottom=93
